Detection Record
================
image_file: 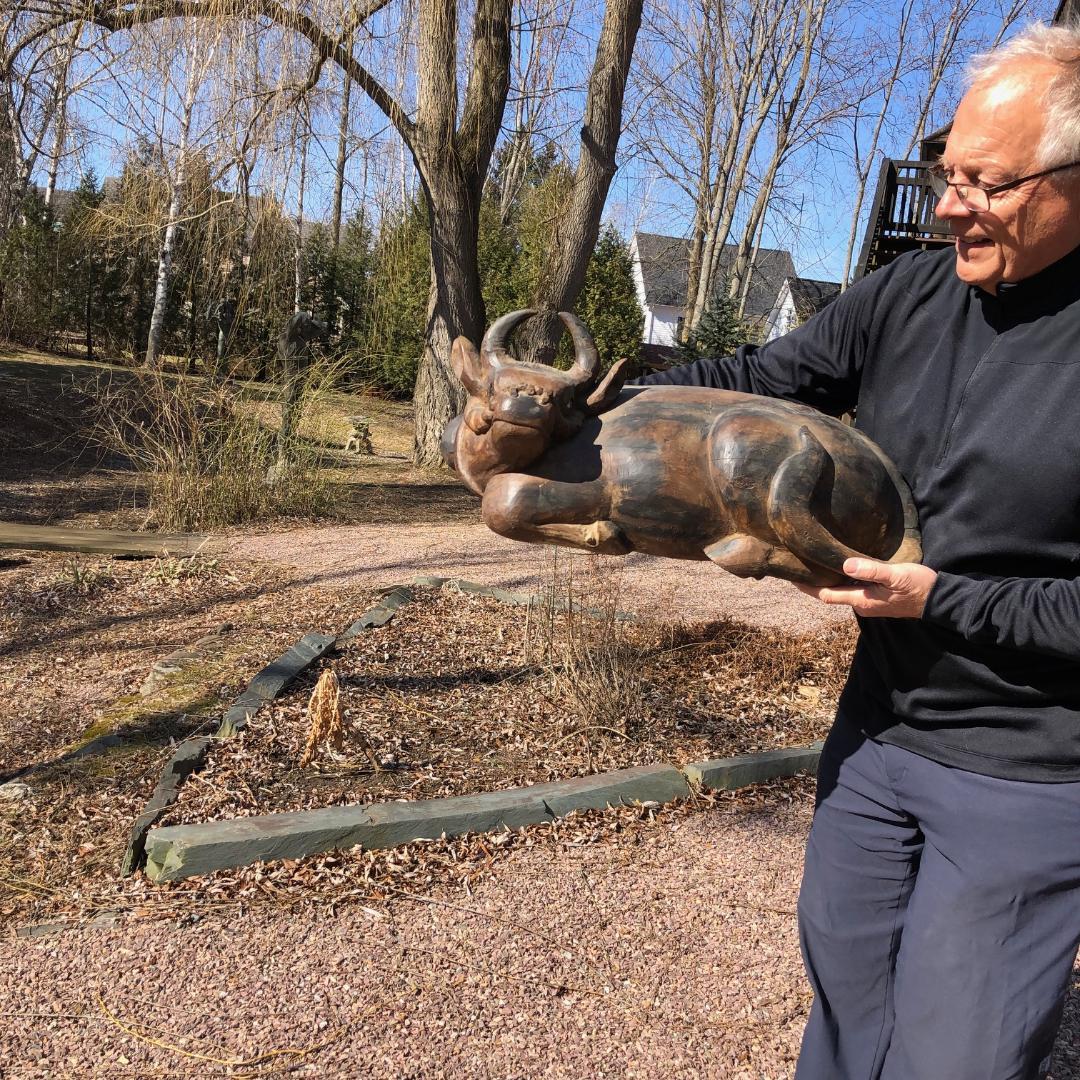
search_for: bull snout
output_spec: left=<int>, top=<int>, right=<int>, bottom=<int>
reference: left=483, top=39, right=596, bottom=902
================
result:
left=493, top=388, right=554, bottom=429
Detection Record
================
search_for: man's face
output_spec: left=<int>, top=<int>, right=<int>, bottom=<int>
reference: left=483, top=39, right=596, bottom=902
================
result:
left=937, top=62, right=1080, bottom=292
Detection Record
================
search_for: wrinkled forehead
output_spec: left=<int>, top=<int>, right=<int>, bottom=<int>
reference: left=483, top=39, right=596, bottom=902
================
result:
left=491, top=364, right=571, bottom=392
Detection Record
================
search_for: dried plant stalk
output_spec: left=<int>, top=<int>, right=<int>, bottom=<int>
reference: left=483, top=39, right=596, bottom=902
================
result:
left=300, top=668, right=345, bottom=768
left=300, top=666, right=381, bottom=771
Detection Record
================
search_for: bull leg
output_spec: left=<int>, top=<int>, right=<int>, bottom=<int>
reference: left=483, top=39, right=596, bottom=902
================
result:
left=482, top=474, right=632, bottom=555
left=705, top=533, right=845, bottom=586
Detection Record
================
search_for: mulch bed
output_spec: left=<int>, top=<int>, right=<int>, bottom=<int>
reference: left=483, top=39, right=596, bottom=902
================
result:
left=0, top=555, right=853, bottom=930
left=0, top=551, right=382, bottom=926
left=161, top=586, right=857, bottom=827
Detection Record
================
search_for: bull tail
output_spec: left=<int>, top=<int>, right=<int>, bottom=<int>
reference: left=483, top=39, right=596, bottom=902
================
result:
left=766, top=426, right=873, bottom=579
left=863, top=433, right=922, bottom=565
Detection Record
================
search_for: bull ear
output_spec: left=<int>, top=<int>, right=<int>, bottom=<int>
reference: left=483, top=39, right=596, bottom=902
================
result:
left=582, top=357, right=631, bottom=415
left=451, top=336, right=487, bottom=395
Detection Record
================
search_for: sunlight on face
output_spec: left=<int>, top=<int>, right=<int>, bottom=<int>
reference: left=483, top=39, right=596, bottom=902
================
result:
left=937, top=61, right=1080, bottom=292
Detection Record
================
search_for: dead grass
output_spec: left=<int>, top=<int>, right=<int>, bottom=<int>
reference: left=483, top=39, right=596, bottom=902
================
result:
left=0, top=344, right=475, bottom=530
left=300, top=668, right=346, bottom=767
left=81, top=366, right=340, bottom=531
left=526, top=556, right=653, bottom=738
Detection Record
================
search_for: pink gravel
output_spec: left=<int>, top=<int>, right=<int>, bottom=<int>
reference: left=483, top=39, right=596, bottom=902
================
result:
left=2, top=798, right=814, bottom=1079
left=5, top=792, right=1078, bottom=1078
left=3, top=526, right=1076, bottom=1078
left=233, top=522, right=848, bottom=634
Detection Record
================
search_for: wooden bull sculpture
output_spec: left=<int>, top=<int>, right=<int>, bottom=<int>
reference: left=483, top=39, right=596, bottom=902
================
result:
left=441, top=310, right=921, bottom=586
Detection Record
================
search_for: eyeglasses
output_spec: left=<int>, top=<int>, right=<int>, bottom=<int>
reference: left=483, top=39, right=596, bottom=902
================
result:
left=928, top=160, right=1080, bottom=212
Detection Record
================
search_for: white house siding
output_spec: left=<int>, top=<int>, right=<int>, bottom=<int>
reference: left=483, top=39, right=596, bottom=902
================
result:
left=630, top=234, right=683, bottom=347
left=765, top=282, right=798, bottom=342
left=644, top=305, right=683, bottom=347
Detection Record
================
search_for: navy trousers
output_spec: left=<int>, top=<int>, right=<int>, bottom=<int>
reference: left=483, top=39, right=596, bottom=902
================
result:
left=795, top=715, right=1080, bottom=1080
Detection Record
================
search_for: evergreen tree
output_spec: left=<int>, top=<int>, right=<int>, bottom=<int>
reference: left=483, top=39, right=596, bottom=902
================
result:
left=0, top=190, right=57, bottom=347
left=677, top=284, right=747, bottom=362
left=55, top=169, right=126, bottom=360
left=350, top=200, right=429, bottom=396
left=574, top=225, right=643, bottom=372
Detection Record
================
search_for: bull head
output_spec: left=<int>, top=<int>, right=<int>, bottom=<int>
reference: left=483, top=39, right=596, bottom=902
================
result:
left=444, top=310, right=631, bottom=492
left=452, top=310, right=629, bottom=436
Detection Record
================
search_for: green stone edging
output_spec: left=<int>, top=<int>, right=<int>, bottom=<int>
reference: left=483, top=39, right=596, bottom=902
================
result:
left=144, top=763, right=692, bottom=882
left=682, top=743, right=824, bottom=790
left=121, top=630, right=337, bottom=876
left=141, top=744, right=824, bottom=883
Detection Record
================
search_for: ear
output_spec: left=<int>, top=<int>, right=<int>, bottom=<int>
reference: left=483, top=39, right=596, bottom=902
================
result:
left=582, top=357, right=631, bottom=414
left=451, top=336, right=486, bottom=395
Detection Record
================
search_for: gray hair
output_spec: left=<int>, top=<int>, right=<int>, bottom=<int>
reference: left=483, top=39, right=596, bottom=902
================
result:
left=967, top=22, right=1080, bottom=168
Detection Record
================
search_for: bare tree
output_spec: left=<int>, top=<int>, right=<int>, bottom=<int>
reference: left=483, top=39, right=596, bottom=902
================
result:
left=639, top=0, right=830, bottom=336
left=899, top=0, right=1035, bottom=159
left=514, top=0, right=644, bottom=365
left=838, top=0, right=915, bottom=289
left=8, top=0, right=650, bottom=464
left=292, top=102, right=309, bottom=313
left=145, top=31, right=216, bottom=369
left=330, top=34, right=352, bottom=248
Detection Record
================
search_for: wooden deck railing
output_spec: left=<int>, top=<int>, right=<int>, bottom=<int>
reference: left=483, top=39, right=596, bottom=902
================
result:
left=857, top=159, right=953, bottom=278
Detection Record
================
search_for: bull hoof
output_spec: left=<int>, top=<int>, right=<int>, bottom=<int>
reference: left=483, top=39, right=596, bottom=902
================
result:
left=584, top=520, right=631, bottom=555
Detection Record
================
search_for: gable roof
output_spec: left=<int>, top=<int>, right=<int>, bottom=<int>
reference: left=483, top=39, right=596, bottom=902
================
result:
left=786, top=276, right=841, bottom=317
left=632, top=231, right=796, bottom=321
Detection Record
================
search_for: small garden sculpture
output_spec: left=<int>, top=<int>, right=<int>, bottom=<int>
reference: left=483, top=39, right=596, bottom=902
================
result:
left=345, top=415, right=374, bottom=455
left=442, top=310, right=921, bottom=586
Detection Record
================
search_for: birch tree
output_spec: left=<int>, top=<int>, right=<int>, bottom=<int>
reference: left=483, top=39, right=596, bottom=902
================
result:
left=145, top=31, right=216, bottom=369
left=8, top=0, right=647, bottom=464
left=639, top=0, right=834, bottom=336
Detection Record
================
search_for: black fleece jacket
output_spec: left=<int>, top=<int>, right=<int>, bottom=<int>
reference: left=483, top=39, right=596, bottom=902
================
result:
left=640, top=242, right=1080, bottom=782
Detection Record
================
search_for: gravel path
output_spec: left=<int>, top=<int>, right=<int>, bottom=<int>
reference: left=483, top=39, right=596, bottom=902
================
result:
left=6, top=791, right=1079, bottom=1078
left=233, top=523, right=847, bottom=634
left=3, top=796, right=813, bottom=1079
left=4, top=526, right=1077, bottom=1078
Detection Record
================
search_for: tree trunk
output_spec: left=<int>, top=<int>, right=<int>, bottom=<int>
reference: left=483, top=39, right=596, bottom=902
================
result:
left=84, top=254, right=94, bottom=362
left=145, top=40, right=203, bottom=370
left=412, top=265, right=466, bottom=467
left=43, top=26, right=78, bottom=209
left=514, top=0, right=644, bottom=365
left=408, top=0, right=511, bottom=465
left=294, top=114, right=308, bottom=314
left=839, top=0, right=912, bottom=290
left=331, top=46, right=352, bottom=249
left=411, top=162, right=486, bottom=466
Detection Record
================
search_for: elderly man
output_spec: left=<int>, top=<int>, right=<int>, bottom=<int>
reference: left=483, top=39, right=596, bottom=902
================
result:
left=640, top=23, right=1080, bottom=1080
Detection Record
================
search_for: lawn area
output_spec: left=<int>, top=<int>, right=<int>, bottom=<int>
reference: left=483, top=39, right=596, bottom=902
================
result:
left=0, top=345, right=476, bottom=532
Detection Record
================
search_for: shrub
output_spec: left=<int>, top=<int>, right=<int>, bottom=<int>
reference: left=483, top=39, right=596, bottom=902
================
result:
left=526, top=554, right=652, bottom=738
left=83, top=364, right=340, bottom=530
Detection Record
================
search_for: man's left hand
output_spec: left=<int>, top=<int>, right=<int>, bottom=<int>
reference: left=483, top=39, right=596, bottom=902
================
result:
left=794, top=558, right=937, bottom=619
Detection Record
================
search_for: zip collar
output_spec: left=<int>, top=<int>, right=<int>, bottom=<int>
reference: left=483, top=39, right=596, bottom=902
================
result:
left=991, top=242, right=1080, bottom=308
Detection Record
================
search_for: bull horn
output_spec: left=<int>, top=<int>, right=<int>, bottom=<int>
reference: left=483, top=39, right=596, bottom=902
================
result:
left=481, top=309, right=535, bottom=368
left=558, top=312, right=600, bottom=386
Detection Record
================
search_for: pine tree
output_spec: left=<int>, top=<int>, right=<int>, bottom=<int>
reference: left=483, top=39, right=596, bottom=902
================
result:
left=574, top=224, right=643, bottom=372
left=677, top=284, right=746, bottom=362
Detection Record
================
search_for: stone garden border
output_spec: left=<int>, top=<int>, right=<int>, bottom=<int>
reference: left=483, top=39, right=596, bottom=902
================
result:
left=127, top=576, right=825, bottom=882
left=121, top=631, right=336, bottom=874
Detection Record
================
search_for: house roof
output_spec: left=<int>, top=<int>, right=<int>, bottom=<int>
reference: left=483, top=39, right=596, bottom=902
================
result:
left=633, top=231, right=796, bottom=321
left=786, top=276, right=841, bottom=317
